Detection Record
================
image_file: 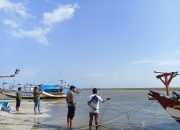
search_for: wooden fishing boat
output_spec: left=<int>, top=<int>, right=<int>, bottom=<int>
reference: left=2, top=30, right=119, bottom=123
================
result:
left=1, top=83, right=69, bottom=99
left=148, top=71, right=180, bottom=123
left=1, top=70, right=70, bottom=99
left=3, top=90, right=67, bottom=99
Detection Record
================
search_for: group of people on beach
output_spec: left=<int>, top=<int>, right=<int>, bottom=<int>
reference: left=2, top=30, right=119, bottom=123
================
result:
left=15, top=85, right=110, bottom=130
left=66, top=86, right=110, bottom=130
left=15, top=86, right=43, bottom=114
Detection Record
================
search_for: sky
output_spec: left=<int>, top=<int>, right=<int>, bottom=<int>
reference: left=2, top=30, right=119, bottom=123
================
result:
left=1, top=0, right=180, bottom=88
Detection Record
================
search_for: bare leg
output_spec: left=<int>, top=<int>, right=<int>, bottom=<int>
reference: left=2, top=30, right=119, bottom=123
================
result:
left=94, top=113, right=99, bottom=130
left=16, top=106, right=19, bottom=111
left=67, top=118, right=70, bottom=128
left=70, top=119, right=72, bottom=130
left=89, top=112, right=93, bottom=130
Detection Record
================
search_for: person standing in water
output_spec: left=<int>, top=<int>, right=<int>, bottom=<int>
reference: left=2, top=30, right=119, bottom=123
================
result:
left=16, top=87, right=22, bottom=111
left=66, top=85, right=78, bottom=130
left=88, top=88, right=110, bottom=130
left=33, top=86, right=42, bottom=114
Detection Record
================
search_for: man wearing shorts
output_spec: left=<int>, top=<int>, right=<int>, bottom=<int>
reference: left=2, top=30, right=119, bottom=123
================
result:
left=16, top=87, right=22, bottom=111
left=88, top=88, right=110, bottom=130
left=66, top=85, right=77, bottom=129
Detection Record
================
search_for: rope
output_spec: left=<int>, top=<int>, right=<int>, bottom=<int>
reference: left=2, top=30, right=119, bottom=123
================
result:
left=79, top=101, right=155, bottom=130
left=126, top=101, right=158, bottom=130
left=105, top=123, right=142, bottom=129
left=172, top=104, right=180, bottom=109
left=135, top=100, right=180, bottom=130
left=1, top=99, right=173, bottom=130
left=103, top=101, right=154, bottom=124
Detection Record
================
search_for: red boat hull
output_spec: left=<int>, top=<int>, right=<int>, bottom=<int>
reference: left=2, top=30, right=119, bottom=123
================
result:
left=149, top=91, right=180, bottom=123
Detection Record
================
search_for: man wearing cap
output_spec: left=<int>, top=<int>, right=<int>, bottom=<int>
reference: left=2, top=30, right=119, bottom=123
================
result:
left=66, top=85, right=77, bottom=129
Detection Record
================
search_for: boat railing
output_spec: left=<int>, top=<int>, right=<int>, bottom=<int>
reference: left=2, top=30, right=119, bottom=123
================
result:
left=0, top=69, right=20, bottom=78
left=172, top=91, right=180, bottom=100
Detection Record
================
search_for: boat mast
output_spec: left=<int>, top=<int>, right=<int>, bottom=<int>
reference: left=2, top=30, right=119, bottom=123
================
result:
left=154, top=71, right=178, bottom=96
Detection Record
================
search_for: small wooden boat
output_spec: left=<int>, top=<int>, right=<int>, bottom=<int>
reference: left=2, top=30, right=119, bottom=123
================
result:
left=1, top=71, right=69, bottom=99
left=149, top=71, right=180, bottom=123
left=2, top=83, right=69, bottom=99
left=3, top=90, right=67, bottom=99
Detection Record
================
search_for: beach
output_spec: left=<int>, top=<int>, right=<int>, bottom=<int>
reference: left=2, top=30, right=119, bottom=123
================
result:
left=0, top=90, right=180, bottom=130
left=0, top=100, right=51, bottom=130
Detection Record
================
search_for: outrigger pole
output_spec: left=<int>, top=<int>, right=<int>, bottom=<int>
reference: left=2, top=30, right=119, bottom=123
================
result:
left=0, top=69, right=20, bottom=78
left=154, top=71, right=179, bottom=96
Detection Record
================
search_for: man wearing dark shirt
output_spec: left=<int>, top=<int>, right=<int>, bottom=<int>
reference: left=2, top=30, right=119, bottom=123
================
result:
left=16, top=87, right=22, bottom=111
left=33, top=86, right=42, bottom=114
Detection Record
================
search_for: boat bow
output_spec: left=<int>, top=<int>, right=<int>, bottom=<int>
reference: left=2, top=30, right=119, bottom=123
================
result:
left=149, top=71, right=180, bottom=123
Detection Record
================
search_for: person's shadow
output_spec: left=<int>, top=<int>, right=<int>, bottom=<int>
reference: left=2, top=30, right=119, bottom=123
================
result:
left=32, top=117, right=68, bottom=130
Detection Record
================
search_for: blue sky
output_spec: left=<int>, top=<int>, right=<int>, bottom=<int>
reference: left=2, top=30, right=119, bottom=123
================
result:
left=1, top=0, right=180, bottom=88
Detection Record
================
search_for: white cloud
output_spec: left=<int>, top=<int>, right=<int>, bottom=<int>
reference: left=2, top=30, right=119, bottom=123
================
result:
left=133, top=59, right=180, bottom=66
left=43, top=4, right=78, bottom=27
left=0, top=0, right=29, bottom=18
left=9, top=27, right=50, bottom=45
left=156, top=60, right=180, bottom=66
left=85, top=72, right=105, bottom=78
left=3, top=19, right=20, bottom=28
left=133, top=60, right=157, bottom=65
left=0, top=1, right=78, bottom=45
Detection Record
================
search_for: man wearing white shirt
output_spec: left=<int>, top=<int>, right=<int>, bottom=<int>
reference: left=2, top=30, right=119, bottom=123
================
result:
left=88, top=88, right=110, bottom=130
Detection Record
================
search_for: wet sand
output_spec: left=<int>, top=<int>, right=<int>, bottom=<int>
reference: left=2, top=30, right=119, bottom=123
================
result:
left=0, top=100, right=106, bottom=130
left=0, top=99, right=113, bottom=130
left=0, top=100, right=56, bottom=130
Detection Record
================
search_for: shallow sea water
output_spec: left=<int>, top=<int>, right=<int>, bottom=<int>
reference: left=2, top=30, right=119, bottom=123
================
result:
left=35, top=90, right=180, bottom=130
left=2, top=90, right=180, bottom=130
